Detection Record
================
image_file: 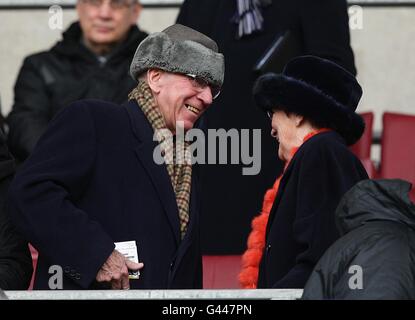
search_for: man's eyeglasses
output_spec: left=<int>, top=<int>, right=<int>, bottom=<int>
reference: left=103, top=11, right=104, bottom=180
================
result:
left=81, top=0, right=136, bottom=10
left=185, top=74, right=221, bottom=100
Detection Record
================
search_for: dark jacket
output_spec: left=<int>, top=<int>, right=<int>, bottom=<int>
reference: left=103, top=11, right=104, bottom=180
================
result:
left=177, top=0, right=356, bottom=254
left=0, top=130, right=32, bottom=290
left=258, top=131, right=368, bottom=288
left=302, top=179, right=415, bottom=300
left=7, top=100, right=202, bottom=290
left=7, top=22, right=148, bottom=162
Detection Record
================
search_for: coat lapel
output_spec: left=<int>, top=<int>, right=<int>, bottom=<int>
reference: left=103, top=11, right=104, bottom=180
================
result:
left=184, top=164, right=200, bottom=240
left=265, top=161, right=294, bottom=239
left=124, top=101, right=180, bottom=245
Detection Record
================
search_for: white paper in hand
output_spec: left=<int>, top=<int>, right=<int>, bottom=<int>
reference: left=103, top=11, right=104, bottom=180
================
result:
left=114, top=240, right=140, bottom=279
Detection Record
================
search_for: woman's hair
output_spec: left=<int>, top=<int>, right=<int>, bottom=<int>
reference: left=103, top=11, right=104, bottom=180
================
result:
left=276, top=106, right=336, bottom=131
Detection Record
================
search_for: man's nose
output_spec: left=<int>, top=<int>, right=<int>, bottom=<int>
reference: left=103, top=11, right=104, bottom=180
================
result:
left=98, top=0, right=113, bottom=18
left=198, top=87, right=213, bottom=105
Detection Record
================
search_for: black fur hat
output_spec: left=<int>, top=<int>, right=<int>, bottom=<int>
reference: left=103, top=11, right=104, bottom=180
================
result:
left=253, top=55, right=364, bottom=145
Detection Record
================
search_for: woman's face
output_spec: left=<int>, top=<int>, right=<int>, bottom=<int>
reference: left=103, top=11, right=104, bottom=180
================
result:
left=270, top=110, right=303, bottom=162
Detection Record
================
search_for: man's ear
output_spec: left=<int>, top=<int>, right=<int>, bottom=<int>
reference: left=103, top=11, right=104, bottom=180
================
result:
left=147, top=69, right=163, bottom=94
left=130, top=2, right=142, bottom=24
left=75, top=0, right=81, bottom=16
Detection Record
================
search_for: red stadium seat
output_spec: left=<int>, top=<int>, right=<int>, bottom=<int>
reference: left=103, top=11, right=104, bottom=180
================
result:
left=28, top=244, right=38, bottom=290
left=380, top=112, right=415, bottom=184
left=410, top=188, right=415, bottom=203
left=349, top=112, right=377, bottom=178
left=360, top=158, right=378, bottom=179
left=350, top=112, right=374, bottom=160
left=202, top=255, right=242, bottom=289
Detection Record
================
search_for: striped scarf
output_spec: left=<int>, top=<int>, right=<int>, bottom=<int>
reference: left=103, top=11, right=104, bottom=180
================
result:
left=233, top=0, right=272, bottom=38
left=129, top=81, right=192, bottom=239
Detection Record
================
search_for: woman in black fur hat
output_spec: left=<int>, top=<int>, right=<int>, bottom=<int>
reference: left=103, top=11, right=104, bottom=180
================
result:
left=239, top=55, right=368, bottom=289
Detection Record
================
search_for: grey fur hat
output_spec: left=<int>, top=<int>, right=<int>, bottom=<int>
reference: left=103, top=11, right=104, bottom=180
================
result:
left=130, top=24, right=225, bottom=87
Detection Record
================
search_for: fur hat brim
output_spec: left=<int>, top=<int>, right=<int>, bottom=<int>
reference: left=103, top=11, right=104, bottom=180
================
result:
left=130, top=32, right=225, bottom=87
left=253, top=73, right=365, bottom=145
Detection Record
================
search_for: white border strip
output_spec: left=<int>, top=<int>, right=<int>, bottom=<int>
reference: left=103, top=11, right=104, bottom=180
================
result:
left=4, top=289, right=303, bottom=300
left=0, top=0, right=182, bottom=5
left=1, top=0, right=415, bottom=7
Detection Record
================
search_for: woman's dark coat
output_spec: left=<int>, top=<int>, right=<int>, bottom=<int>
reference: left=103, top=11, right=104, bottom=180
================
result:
left=258, top=131, right=368, bottom=288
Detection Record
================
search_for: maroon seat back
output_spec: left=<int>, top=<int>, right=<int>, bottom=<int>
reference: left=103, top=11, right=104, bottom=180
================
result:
left=350, top=112, right=374, bottom=160
left=28, top=244, right=38, bottom=290
left=380, top=112, right=415, bottom=184
left=410, top=188, right=415, bottom=203
left=202, top=255, right=242, bottom=289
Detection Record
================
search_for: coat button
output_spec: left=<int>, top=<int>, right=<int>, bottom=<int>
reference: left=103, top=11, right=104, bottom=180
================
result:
left=64, top=266, right=70, bottom=273
left=75, top=273, right=81, bottom=280
left=170, top=261, right=175, bottom=270
left=266, top=244, right=271, bottom=253
left=70, top=269, right=76, bottom=277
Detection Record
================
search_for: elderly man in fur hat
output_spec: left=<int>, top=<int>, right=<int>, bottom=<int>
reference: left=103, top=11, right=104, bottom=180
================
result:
left=7, top=24, right=224, bottom=290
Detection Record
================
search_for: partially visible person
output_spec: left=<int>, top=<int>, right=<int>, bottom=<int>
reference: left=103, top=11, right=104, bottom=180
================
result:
left=0, top=130, right=32, bottom=290
left=239, top=56, right=368, bottom=289
left=302, top=179, right=415, bottom=300
left=176, top=0, right=357, bottom=254
left=7, top=0, right=147, bottom=161
left=0, top=95, right=6, bottom=133
left=7, top=24, right=224, bottom=290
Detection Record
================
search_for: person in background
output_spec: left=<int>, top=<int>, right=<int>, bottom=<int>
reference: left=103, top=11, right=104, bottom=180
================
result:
left=239, top=56, right=368, bottom=289
left=302, top=179, right=415, bottom=300
left=176, top=0, right=357, bottom=254
left=0, top=129, right=32, bottom=290
left=7, top=24, right=224, bottom=290
left=7, top=0, right=147, bottom=162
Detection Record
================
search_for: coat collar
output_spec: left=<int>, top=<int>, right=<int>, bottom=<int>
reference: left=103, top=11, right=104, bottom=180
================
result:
left=265, top=130, right=337, bottom=237
left=123, top=100, right=198, bottom=246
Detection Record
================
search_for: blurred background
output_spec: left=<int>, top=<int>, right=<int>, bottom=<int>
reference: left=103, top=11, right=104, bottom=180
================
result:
left=1, top=0, right=414, bottom=289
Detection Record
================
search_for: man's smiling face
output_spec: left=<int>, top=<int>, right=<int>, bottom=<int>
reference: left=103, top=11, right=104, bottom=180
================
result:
left=147, top=69, right=214, bottom=133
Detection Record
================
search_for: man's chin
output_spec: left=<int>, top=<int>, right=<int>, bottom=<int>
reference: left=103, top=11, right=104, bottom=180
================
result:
left=175, top=120, right=195, bottom=133
left=182, top=123, right=195, bottom=133
left=89, top=34, right=118, bottom=46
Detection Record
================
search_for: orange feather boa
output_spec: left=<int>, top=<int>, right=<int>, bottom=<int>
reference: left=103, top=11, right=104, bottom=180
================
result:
left=238, top=129, right=330, bottom=288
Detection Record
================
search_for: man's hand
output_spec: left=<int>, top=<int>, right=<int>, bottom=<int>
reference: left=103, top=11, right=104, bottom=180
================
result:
left=96, top=250, right=144, bottom=290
